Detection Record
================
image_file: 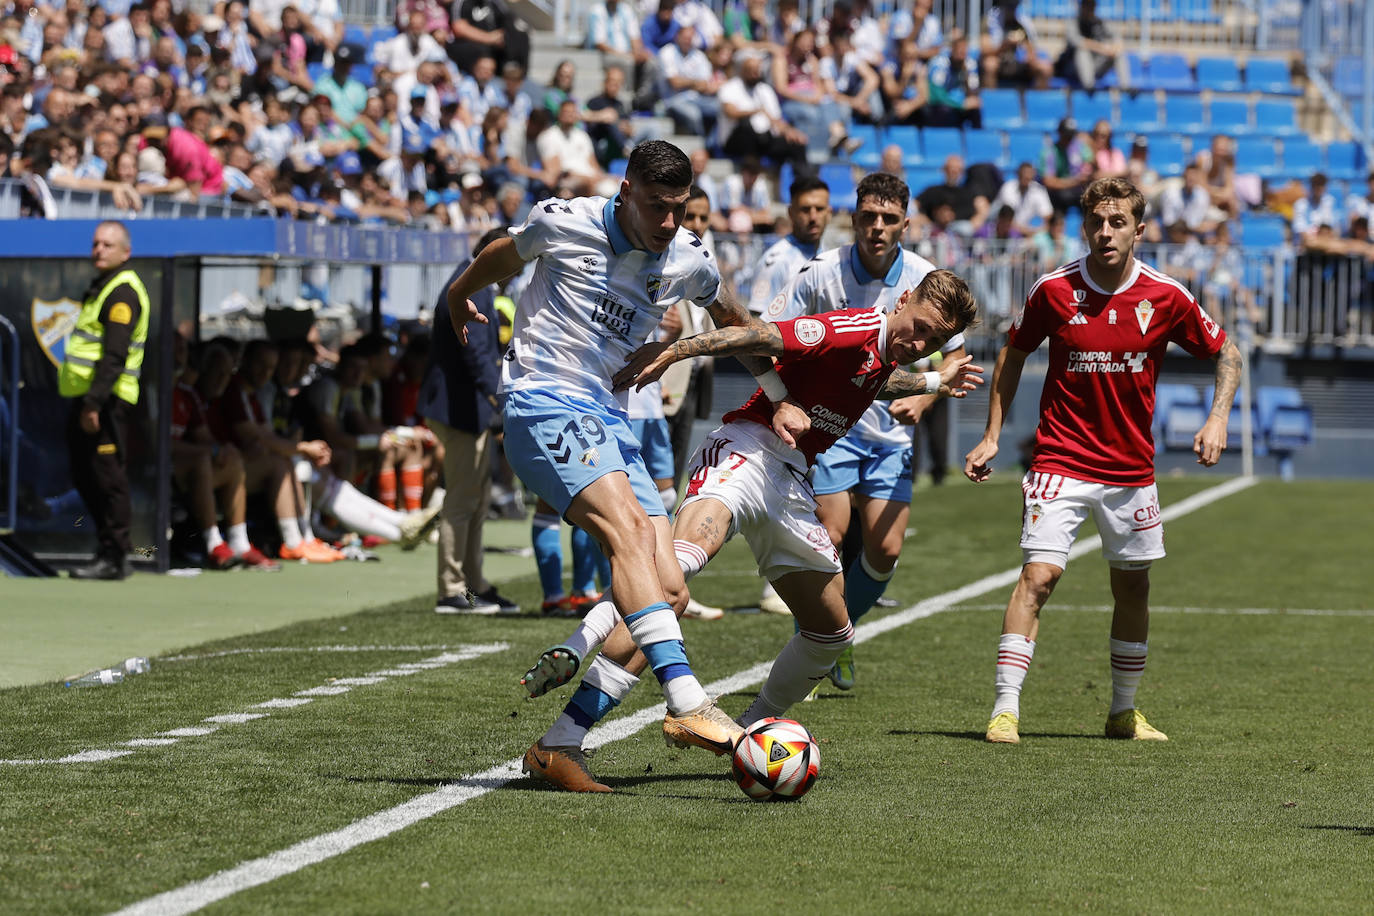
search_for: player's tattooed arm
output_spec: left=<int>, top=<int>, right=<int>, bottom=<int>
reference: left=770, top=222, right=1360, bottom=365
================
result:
left=877, top=354, right=985, bottom=401
left=876, top=369, right=935, bottom=399
left=1193, top=336, right=1243, bottom=466
left=703, top=284, right=782, bottom=378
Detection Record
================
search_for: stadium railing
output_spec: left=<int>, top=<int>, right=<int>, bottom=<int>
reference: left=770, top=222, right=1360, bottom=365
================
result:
left=0, top=179, right=271, bottom=222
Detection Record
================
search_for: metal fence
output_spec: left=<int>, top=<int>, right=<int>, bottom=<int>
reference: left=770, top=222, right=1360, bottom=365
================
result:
left=1293, top=0, right=1374, bottom=162
left=0, top=179, right=267, bottom=221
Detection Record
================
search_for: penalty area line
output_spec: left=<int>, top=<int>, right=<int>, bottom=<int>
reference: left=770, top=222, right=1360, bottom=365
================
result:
left=109, top=475, right=1256, bottom=916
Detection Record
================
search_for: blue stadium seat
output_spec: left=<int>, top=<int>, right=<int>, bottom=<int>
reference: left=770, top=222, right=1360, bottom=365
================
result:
left=1244, top=58, right=1298, bottom=96
left=1145, top=134, right=1186, bottom=177
left=1120, top=92, right=1163, bottom=132
left=1163, top=95, right=1205, bottom=133
left=1154, top=382, right=1202, bottom=432
left=1334, top=56, right=1362, bottom=97
left=1267, top=403, right=1315, bottom=452
left=1179, top=0, right=1221, bottom=23
left=848, top=123, right=883, bottom=168
left=1255, top=386, right=1304, bottom=435
left=1238, top=213, right=1287, bottom=248
left=1070, top=90, right=1112, bottom=128
left=981, top=89, right=1025, bottom=130
left=1024, top=90, right=1068, bottom=131
left=1325, top=141, right=1364, bottom=181
left=1126, top=52, right=1148, bottom=88
left=1163, top=403, right=1208, bottom=450
left=888, top=125, right=922, bottom=166
left=1254, top=99, right=1299, bottom=137
left=1006, top=130, right=1047, bottom=169
left=1196, top=57, right=1243, bottom=92
left=307, top=62, right=328, bottom=84
left=354, top=66, right=376, bottom=89
left=1278, top=138, right=1322, bottom=181
left=905, top=168, right=942, bottom=197
left=1146, top=54, right=1196, bottom=92
left=964, top=129, right=1006, bottom=167
left=1235, top=137, right=1279, bottom=177
left=343, top=25, right=369, bottom=47
left=922, top=128, right=963, bottom=164
left=820, top=163, right=858, bottom=208
left=1208, top=98, right=1250, bottom=136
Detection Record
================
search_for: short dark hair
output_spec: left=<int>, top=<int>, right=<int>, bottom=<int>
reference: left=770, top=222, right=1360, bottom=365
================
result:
left=242, top=338, right=280, bottom=368
left=687, top=184, right=709, bottom=204
left=474, top=226, right=507, bottom=256
left=354, top=332, right=393, bottom=359
left=625, top=139, right=691, bottom=189
left=789, top=175, right=829, bottom=201
left=1079, top=177, right=1146, bottom=225
left=855, top=171, right=909, bottom=210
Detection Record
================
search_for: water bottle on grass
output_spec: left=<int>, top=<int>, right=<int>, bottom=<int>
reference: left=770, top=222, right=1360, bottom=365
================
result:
left=64, top=668, right=124, bottom=688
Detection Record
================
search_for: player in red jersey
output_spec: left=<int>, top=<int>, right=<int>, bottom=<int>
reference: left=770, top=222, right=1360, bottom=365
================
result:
left=964, top=177, right=1243, bottom=745
left=513, top=270, right=982, bottom=790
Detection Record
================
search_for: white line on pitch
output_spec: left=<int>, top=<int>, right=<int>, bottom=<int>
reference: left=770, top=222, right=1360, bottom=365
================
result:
left=951, top=603, right=1374, bottom=616
left=160, top=645, right=470, bottom=663
left=108, top=476, right=1258, bottom=916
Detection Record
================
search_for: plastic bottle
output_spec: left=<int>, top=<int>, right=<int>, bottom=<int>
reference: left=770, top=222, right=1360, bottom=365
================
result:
left=64, top=668, right=125, bottom=688
left=122, top=657, right=150, bottom=675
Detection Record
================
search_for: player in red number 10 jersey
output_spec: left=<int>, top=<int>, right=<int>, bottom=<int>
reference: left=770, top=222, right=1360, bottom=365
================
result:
left=964, top=177, right=1243, bottom=745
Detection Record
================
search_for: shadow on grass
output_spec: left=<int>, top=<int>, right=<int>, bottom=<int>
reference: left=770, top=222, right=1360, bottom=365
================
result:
left=888, top=729, right=1106, bottom=741
left=1303, top=825, right=1374, bottom=836
left=720, top=690, right=856, bottom=703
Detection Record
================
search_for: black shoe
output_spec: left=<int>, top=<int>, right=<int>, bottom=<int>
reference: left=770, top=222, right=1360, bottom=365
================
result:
left=473, top=586, right=520, bottom=613
left=69, top=556, right=132, bottom=581
left=435, top=593, right=500, bottom=615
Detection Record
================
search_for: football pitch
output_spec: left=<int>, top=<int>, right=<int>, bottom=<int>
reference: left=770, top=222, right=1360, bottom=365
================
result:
left=2, top=476, right=1372, bottom=914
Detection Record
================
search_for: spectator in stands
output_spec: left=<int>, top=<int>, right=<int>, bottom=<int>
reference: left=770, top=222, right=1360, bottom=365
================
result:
left=660, top=24, right=718, bottom=139
left=1198, top=220, right=1261, bottom=334
left=312, top=43, right=365, bottom=122
left=828, top=0, right=883, bottom=67
left=1346, top=171, right=1374, bottom=231
left=723, top=0, right=776, bottom=54
left=1042, top=117, right=1092, bottom=213
left=456, top=52, right=501, bottom=120
left=586, top=0, right=649, bottom=93
left=673, top=0, right=723, bottom=50
left=881, top=36, right=929, bottom=126
left=824, top=28, right=881, bottom=132
left=1088, top=119, right=1125, bottom=180
left=719, top=154, right=773, bottom=232
left=1057, top=0, right=1127, bottom=90
left=888, top=0, right=942, bottom=62
left=1292, top=172, right=1342, bottom=241
left=536, top=98, right=613, bottom=197
left=583, top=63, right=634, bottom=167
left=993, top=160, right=1053, bottom=236
left=497, top=60, right=535, bottom=124
left=1030, top=209, right=1081, bottom=268
left=1194, top=134, right=1252, bottom=218
left=688, top=146, right=723, bottom=224
left=1160, top=163, right=1219, bottom=237
left=641, top=0, right=680, bottom=54
left=916, top=154, right=989, bottom=238
left=157, top=107, right=225, bottom=196
left=494, top=179, right=527, bottom=226
left=449, top=0, right=530, bottom=74
left=1125, top=134, right=1161, bottom=201
left=925, top=28, right=980, bottom=128
left=1159, top=219, right=1206, bottom=287
left=245, top=94, right=295, bottom=167
left=104, top=2, right=152, bottom=67
left=717, top=52, right=807, bottom=169
left=396, top=0, right=450, bottom=35
left=376, top=10, right=443, bottom=82
left=980, top=0, right=1051, bottom=90
left=541, top=58, right=576, bottom=113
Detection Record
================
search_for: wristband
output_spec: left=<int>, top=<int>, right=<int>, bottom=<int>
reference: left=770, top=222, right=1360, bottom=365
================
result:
left=356, top=433, right=380, bottom=449
left=753, top=368, right=788, bottom=402
left=923, top=371, right=941, bottom=395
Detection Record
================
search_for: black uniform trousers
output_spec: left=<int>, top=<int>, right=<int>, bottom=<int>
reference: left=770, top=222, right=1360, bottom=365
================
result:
left=65, top=398, right=131, bottom=560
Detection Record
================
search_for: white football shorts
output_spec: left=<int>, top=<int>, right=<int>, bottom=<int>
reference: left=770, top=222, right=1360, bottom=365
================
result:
left=1019, top=471, right=1166, bottom=570
left=681, top=420, right=842, bottom=581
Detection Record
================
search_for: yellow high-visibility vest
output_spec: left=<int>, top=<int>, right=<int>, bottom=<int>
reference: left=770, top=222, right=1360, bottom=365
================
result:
left=58, top=268, right=150, bottom=405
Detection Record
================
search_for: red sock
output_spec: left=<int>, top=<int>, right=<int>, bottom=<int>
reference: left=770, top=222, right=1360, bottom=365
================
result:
left=377, top=466, right=396, bottom=509
left=401, top=464, right=424, bottom=511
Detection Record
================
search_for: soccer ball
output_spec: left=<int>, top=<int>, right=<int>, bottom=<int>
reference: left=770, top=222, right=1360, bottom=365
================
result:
left=730, top=717, right=820, bottom=801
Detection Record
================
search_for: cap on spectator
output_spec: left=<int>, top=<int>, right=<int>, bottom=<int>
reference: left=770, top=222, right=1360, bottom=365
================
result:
left=336, top=151, right=362, bottom=175
left=202, top=14, right=224, bottom=31
left=410, top=86, right=429, bottom=101
left=335, top=44, right=357, bottom=64
left=137, top=146, right=165, bottom=174
left=424, top=189, right=441, bottom=207
left=1058, top=117, right=1077, bottom=134
left=461, top=172, right=483, bottom=190
left=442, top=188, right=461, bottom=203
left=1131, top=135, right=1149, bottom=151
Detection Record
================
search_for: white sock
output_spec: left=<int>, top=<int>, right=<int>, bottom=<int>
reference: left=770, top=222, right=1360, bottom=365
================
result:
left=761, top=580, right=778, bottom=600
left=322, top=478, right=403, bottom=540
left=540, top=656, right=641, bottom=748
left=278, top=516, right=303, bottom=549
left=1109, top=638, right=1148, bottom=716
left=541, top=713, right=586, bottom=748
left=659, top=486, right=677, bottom=512
left=991, top=633, right=1035, bottom=718
left=742, top=625, right=853, bottom=726
left=203, top=526, right=224, bottom=551
left=661, top=675, right=709, bottom=714
left=298, top=515, right=315, bottom=541
left=564, top=600, right=619, bottom=660
left=227, top=523, right=251, bottom=556
left=674, top=539, right=709, bottom=580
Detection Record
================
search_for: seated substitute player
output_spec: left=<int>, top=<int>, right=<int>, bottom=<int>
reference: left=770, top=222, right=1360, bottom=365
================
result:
left=446, top=140, right=811, bottom=790
left=964, top=176, right=1242, bottom=745
left=516, top=270, right=982, bottom=791
left=766, top=171, right=971, bottom=690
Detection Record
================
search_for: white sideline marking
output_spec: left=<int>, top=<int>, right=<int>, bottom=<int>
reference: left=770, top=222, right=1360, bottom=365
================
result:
left=161, top=727, right=218, bottom=738
left=204, top=714, right=268, bottom=724
left=332, top=677, right=387, bottom=686
left=161, top=645, right=466, bottom=663
left=62, top=749, right=133, bottom=763
left=109, top=477, right=1259, bottom=916
left=954, top=603, right=1374, bottom=616
left=295, top=686, right=351, bottom=697
left=125, top=738, right=179, bottom=748
left=255, top=698, right=313, bottom=709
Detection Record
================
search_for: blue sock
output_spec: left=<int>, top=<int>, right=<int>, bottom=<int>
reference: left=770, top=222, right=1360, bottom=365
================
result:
left=624, top=602, right=693, bottom=684
left=563, top=682, right=619, bottom=728
left=845, top=554, right=896, bottom=625
left=570, top=525, right=601, bottom=594
left=532, top=514, right=564, bottom=599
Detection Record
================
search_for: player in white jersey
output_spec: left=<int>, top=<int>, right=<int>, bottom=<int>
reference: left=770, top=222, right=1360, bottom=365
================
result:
left=447, top=141, right=810, bottom=792
left=767, top=172, right=969, bottom=690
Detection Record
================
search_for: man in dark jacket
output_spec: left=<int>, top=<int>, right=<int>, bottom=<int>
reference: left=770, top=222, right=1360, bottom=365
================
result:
left=421, top=228, right=518, bottom=614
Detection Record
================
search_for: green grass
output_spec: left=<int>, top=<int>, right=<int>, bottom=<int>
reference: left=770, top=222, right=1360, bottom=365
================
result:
left=1, top=478, right=1372, bottom=914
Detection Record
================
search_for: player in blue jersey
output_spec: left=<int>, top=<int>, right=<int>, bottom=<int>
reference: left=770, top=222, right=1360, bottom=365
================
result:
left=767, top=171, right=969, bottom=690
left=447, top=140, right=809, bottom=792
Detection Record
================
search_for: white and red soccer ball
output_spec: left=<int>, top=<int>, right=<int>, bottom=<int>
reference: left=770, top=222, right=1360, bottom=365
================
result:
left=731, top=717, right=820, bottom=801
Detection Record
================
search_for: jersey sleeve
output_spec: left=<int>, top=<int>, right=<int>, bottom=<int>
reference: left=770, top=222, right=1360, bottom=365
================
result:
left=682, top=238, right=721, bottom=307
left=1166, top=285, right=1227, bottom=359
left=508, top=197, right=571, bottom=261
left=763, top=258, right=820, bottom=322
left=775, top=311, right=838, bottom=358
left=1006, top=281, right=1052, bottom=352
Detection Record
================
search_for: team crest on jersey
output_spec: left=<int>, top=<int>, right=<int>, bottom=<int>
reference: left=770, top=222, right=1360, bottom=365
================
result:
left=1073, top=289, right=1086, bottom=303
left=794, top=318, right=826, bottom=345
left=580, top=448, right=600, bottom=468
left=1108, top=308, right=1117, bottom=324
left=1027, top=502, right=1044, bottom=526
left=1135, top=299, right=1155, bottom=335
left=31, top=296, right=81, bottom=368
left=645, top=274, right=666, bottom=302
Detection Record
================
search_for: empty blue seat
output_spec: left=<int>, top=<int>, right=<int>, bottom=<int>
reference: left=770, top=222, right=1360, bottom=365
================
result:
left=1179, top=0, right=1221, bottom=23
left=819, top=163, right=857, bottom=209
left=1255, top=387, right=1303, bottom=433
left=1326, top=141, right=1363, bottom=181
left=905, top=168, right=942, bottom=196
left=1267, top=404, right=1314, bottom=452
left=922, top=128, right=963, bottom=164
left=888, top=125, right=922, bottom=166
left=1278, top=138, right=1322, bottom=181
left=343, top=25, right=368, bottom=47
left=1254, top=99, right=1298, bottom=136
left=981, top=89, right=1025, bottom=130
left=1238, top=214, right=1287, bottom=248
left=1126, top=52, right=1148, bottom=88
left=307, top=62, right=328, bottom=84
left=1145, top=134, right=1187, bottom=177
left=848, top=123, right=883, bottom=168
left=1007, top=130, right=1047, bottom=169
left=1334, top=56, right=1362, bottom=97
left=1163, top=403, right=1208, bottom=450
left=1235, top=137, right=1278, bottom=177
left=1147, top=54, right=1196, bottom=92
left=1070, top=90, right=1112, bottom=127
left=1154, top=383, right=1202, bottom=427
left=1209, top=98, right=1250, bottom=135
left=1024, top=90, right=1068, bottom=131
left=964, top=129, right=1006, bottom=167
left=1244, top=58, right=1298, bottom=95
left=1120, top=92, right=1163, bottom=132
left=1163, top=95, right=1205, bottom=132
left=1196, top=57, right=1243, bottom=92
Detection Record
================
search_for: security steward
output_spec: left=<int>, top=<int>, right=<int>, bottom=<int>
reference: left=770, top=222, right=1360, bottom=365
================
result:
left=59, top=221, right=149, bottom=580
